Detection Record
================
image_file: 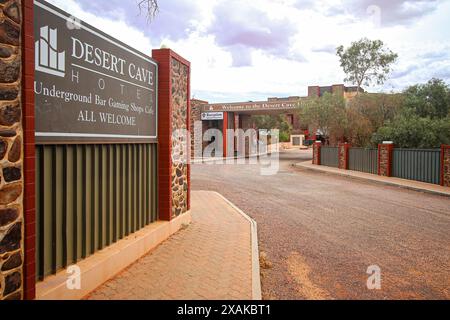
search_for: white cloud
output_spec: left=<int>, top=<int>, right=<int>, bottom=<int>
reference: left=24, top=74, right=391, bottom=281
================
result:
left=47, top=0, right=154, bottom=54
left=45, top=0, right=450, bottom=102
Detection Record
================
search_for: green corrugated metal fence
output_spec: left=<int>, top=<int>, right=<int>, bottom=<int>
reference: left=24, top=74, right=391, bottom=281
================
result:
left=320, top=147, right=339, bottom=168
left=392, top=149, right=441, bottom=185
left=36, top=144, right=158, bottom=280
left=348, top=148, right=378, bottom=174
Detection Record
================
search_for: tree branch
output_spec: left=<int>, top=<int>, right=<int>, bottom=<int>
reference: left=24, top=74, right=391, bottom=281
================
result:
left=138, top=0, right=159, bottom=22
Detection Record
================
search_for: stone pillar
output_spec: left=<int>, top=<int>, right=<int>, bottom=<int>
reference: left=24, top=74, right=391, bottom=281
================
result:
left=0, top=0, right=25, bottom=301
left=313, top=141, right=321, bottom=165
left=378, top=143, right=394, bottom=177
left=223, top=112, right=228, bottom=158
left=441, top=145, right=450, bottom=187
left=338, top=143, right=350, bottom=170
left=190, top=99, right=207, bottom=159
left=152, top=49, right=191, bottom=221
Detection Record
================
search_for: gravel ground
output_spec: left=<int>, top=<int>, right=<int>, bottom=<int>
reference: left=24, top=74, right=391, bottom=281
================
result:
left=191, top=150, right=450, bottom=300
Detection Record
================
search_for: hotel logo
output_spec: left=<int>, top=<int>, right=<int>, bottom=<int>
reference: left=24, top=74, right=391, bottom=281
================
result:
left=35, top=26, right=66, bottom=77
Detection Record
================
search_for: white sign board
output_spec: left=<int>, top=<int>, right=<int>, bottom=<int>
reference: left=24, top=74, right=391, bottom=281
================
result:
left=201, top=112, right=224, bottom=121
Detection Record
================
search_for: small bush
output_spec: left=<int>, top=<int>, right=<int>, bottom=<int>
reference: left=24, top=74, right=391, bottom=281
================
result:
left=279, top=132, right=290, bottom=142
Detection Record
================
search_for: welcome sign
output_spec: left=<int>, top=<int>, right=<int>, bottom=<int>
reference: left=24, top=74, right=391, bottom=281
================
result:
left=203, top=101, right=298, bottom=112
left=34, top=0, right=158, bottom=143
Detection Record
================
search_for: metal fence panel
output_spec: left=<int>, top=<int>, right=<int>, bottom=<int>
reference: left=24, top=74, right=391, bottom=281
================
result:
left=320, top=147, right=339, bottom=168
left=36, top=144, right=158, bottom=280
left=348, top=148, right=378, bottom=174
left=392, top=149, right=441, bottom=185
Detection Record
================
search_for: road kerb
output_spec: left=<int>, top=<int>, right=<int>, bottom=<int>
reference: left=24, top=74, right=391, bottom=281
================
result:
left=295, top=161, right=450, bottom=198
left=210, top=192, right=262, bottom=300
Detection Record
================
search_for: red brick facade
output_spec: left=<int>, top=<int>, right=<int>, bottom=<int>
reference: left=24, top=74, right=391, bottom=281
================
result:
left=22, top=0, right=36, bottom=301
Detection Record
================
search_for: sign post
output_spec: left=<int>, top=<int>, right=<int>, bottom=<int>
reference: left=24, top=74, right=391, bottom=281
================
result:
left=34, top=0, right=158, bottom=144
left=201, top=112, right=224, bottom=121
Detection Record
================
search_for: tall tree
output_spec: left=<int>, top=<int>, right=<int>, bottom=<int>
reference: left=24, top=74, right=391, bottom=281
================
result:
left=336, top=38, right=398, bottom=93
left=251, top=115, right=292, bottom=142
left=298, top=92, right=347, bottom=144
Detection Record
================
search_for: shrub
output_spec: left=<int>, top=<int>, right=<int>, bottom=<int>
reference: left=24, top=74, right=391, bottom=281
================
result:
left=372, top=113, right=450, bottom=148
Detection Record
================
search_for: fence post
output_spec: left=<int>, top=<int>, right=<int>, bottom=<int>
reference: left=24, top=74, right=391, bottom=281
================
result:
left=338, top=143, right=350, bottom=170
left=313, top=141, right=322, bottom=165
left=441, top=145, right=450, bottom=187
left=378, top=142, right=394, bottom=177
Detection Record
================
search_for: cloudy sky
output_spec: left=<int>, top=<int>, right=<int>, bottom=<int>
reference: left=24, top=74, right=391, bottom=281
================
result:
left=47, top=0, right=450, bottom=103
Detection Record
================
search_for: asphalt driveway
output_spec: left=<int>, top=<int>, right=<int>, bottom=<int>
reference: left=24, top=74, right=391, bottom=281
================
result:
left=191, top=150, right=450, bottom=300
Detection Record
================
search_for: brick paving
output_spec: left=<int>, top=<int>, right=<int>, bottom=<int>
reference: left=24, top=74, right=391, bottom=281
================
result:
left=86, top=191, right=253, bottom=300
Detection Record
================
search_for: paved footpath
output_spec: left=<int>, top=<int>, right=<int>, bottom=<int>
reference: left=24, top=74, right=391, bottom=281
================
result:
left=86, top=191, right=256, bottom=300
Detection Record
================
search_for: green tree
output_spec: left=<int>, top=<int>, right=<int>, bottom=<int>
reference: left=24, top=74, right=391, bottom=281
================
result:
left=348, top=93, right=403, bottom=130
left=337, top=38, right=398, bottom=93
left=344, top=107, right=373, bottom=147
left=298, top=92, right=347, bottom=144
left=403, top=78, right=450, bottom=119
left=372, top=79, right=450, bottom=148
left=372, top=112, right=450, bottom=148
left=251, top=115, right=292, bottom=142
left=299, top=92, right=404, bottom=147
left=342, top=93, right=403, bottom=147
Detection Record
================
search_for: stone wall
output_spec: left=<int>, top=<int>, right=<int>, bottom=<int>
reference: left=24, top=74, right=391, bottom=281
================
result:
left=378, top=143, right=393, bottom=177
left=338, top=143, right=349, bottom=170
left=171, top=58, right=188, bottom=217
left=0, top=0, right=23, bottom=300
left=442, top=145, right=450, bottom=187
left=312, top=142, right=321, bottom=165
left=190, top=99, right=206, bottom=159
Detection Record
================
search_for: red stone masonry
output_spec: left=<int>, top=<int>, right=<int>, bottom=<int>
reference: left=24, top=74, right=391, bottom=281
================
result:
left=190, top=99, right=207, bottom=159
left=186, top=58, right=191, bottom=211
left=441, top=145, right=450, bottom=187
left=22, top=0, right=35, bottom=301
left=338, top=143, right=350, bottom=170
left=313, top=142, right=321, bottom=165
left=0, top=0, right=35, bottom=301
left=378, top=143, right=394, bottom=177
left=152, top=49, right=191, bottom=220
